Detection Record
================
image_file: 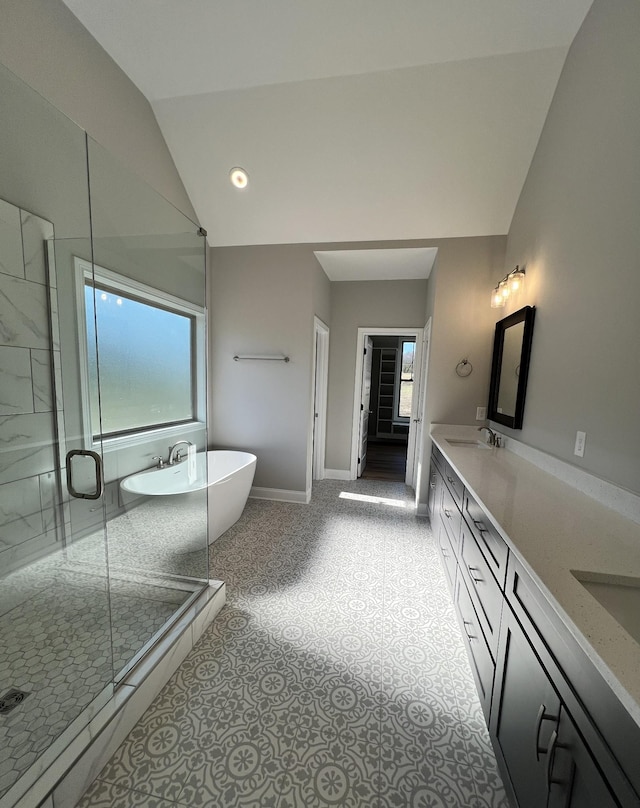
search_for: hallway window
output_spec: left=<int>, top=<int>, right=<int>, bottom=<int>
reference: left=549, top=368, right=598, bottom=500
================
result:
left=396, top=339, right=415, bottom=419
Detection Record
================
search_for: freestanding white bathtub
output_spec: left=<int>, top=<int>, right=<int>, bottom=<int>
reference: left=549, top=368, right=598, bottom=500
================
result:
left=121, top=450, right=257, bottom=544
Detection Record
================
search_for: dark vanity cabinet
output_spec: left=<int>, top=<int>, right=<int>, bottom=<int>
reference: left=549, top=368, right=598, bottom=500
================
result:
left=429, top=445, right=640, bottom=808
left=493, top=598, right=622, bottom=808
left=492, top=608, right=561, bottom=808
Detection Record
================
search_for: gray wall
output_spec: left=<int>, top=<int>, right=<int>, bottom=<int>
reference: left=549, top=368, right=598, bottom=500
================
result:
left=424, top=237, right=506, bottom=426
left=495, top=0, right=640, bottom=495
left=209, top=237, right=506, bottom=493
left=208, top=244, right=329, bottom=494
left=325, top=280, right=428, bottom=471
left=0, top=0, right=196, bottom=222
left=416, top=236, right=507, bottom=505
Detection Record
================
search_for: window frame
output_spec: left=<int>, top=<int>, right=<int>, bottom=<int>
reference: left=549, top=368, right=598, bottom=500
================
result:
left=394, top=338, right=416, bottom=422
left=75, top=257, right=206, bottom=452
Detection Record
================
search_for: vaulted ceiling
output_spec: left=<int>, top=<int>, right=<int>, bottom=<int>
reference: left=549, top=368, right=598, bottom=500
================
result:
left=62, top=1, right=593, bottom=248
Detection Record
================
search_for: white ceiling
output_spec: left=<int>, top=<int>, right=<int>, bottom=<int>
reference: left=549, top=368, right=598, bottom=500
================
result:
left=315, top=248, right=437, bottom=282
left=62, top=1, right=593, bottom=250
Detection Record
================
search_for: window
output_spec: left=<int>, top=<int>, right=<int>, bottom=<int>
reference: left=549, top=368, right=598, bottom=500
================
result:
left=76, top=259, right=204, bottom=445
left=396, top=340, right=415, bottom=420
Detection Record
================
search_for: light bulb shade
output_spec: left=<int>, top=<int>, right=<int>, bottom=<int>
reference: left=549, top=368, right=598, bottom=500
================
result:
left=498, top=279, right=510, bottom=300
left=490, top=287, right=505, bottom=308
left=229, top=167, right=249, bottom=189
left=508, top=266, right=525, bottom=294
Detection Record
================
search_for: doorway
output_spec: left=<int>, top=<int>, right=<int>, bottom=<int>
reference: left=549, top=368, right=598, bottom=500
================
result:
left=311, top=317, right=330, bottom=481
left=351, top=327, right=424, bottom=486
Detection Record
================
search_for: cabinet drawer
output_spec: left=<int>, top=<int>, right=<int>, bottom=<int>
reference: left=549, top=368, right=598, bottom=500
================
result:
left=427, top=460, right=440, bottom=521
left=463, top=490, right=509, bottom=589
left=443, top=461, right=464, bottom=508
left=454, top=573, right=495, bottom=723
left=440, top=481, right=462, bottom=553
left=431, top=444, right=445, bottom=473
left=459, top=521, right=503, bottom=659
left=436, top=520, right=457, bottom=594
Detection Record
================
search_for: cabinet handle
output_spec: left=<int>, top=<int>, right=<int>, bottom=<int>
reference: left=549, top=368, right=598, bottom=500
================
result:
left=444, top=509, right=452, bottom=519
left=440, top=546, right=449, bottom=558
left=468, top=565, right=482, bottom=584
left=546, top=735, right=575, bottom=804
left=534, top=704, right=559, bottom=762
left=447, top=476, right=457, bottom=487
left=545, top=729, right=558, bottom=792
left=545, top=730, right=569, bottom=795
left=462, top=619, right=476, bottom=641
left=430, top=482, right=436, bottom=489
left=472, top=518, right=487, bottom=534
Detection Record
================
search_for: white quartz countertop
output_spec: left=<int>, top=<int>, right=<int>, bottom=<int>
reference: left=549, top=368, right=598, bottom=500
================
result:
left=430, top=425, right=640, bottom=726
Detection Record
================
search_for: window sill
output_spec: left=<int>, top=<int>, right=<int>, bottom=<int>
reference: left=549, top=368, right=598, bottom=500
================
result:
left=95, top=421, right=205, bottom=455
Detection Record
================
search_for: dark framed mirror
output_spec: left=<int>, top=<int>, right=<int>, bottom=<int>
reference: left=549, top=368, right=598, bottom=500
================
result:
left=488, top=305, right=536, bottom=429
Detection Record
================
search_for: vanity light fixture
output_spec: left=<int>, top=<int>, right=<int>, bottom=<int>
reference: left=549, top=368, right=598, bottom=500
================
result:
left=490, top=266, right=526, bottom=308
left=229, top=167, right=249, bottom=189
left=490, top=286, right=505, bottom=308
left=508, top=265, right=526, bottom=294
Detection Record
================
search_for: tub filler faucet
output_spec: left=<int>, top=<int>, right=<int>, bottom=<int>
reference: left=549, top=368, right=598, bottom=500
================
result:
left=168, top=440, right=193, bottom=465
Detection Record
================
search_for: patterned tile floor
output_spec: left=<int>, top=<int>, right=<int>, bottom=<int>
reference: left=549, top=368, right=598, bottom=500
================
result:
left=77, top=479, right=508, bottom=808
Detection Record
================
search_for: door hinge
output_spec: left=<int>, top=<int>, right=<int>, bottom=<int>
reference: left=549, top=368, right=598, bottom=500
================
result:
left=358, top=457, right=361, bottom=463
left=360, top=403, right=364, bottom=411
left=364, top=347, right=367, bottom=355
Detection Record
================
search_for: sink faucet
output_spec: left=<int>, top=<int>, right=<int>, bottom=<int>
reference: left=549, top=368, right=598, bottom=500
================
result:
left=167, top=440, right=193, bottom=465
left=478, top=426, right=501, bottom=447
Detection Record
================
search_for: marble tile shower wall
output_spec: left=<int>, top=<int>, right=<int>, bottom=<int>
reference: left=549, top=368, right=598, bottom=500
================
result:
left=0, top=197, right=66, bottom=578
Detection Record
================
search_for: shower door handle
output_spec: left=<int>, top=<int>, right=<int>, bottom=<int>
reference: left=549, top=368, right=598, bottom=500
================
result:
left=66, top=449, right=104, bottom=500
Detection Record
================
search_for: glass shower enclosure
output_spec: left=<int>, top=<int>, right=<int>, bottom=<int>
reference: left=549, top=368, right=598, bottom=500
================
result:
left=0, top=63, right=209, bottom=801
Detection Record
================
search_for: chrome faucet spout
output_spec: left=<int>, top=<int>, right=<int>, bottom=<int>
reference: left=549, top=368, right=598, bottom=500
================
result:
left=478, top=426, right=500, bottom=446
left=168, top=440, right=194, bottom=465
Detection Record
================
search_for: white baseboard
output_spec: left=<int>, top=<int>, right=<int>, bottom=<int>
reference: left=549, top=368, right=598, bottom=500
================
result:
left=416, top=503, right=429, bottom=517
left=250, top=486, right=310, bottom=504
left=323, top=468, right=352, bottom=481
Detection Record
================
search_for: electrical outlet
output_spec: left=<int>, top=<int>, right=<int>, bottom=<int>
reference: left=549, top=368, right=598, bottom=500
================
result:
left=574, top=430, right=586, bottom=457
left=476, top=406, right=487, bottom=420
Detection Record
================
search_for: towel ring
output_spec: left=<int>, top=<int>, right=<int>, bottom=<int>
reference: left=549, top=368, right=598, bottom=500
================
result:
left=455, top=359, right=473, bottom=378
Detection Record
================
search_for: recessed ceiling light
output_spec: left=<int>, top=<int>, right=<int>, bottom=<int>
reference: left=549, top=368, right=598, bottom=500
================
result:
left=229, top=167, right=249, bottom=189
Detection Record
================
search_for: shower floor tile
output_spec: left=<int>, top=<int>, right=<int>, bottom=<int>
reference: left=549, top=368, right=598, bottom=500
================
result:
left=0, top=531, right=202, bottom=801
left=78, top=479, right=509, bottom=808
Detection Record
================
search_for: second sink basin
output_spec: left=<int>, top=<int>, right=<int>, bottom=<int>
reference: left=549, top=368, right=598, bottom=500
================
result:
left=572, top=570, right=640, bottom=645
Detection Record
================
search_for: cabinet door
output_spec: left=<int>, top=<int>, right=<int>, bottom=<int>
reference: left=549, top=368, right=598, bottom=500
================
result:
left=492, top=608, right=561, bottom=808
left=440, top=480, right=462, bottom=553
left=454, top=574, right=495, bottom=722
left=548, top=707, right=619, bottom=808
left=437, top=520, right=457, bottom=594
left=427, top=460, right=440, bottom=520
left=459, top=521, right=503, bottom=659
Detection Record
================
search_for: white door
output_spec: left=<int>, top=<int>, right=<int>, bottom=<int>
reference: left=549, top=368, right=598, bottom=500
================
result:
left=411, top=320, right=431, bottom=501
left=357, top=337, right=374, bottom=477
left=311, top=318, right=329, bottom=481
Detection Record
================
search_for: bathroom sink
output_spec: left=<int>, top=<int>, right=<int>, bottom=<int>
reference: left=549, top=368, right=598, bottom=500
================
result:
left=445, top=439, right=491, bottom=449
left=572, top=570, right=640, bottom=645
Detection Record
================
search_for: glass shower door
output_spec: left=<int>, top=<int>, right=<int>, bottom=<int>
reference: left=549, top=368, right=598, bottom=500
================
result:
left=0, top=58, right=209, bottom=804
left=0, top=60, right=112, bottom=802
left=85, top=137, right=209, bottom=681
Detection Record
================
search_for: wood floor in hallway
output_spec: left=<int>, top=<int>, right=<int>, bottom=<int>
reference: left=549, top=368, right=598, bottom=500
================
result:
left=360, top=440, right=407, bottom=482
